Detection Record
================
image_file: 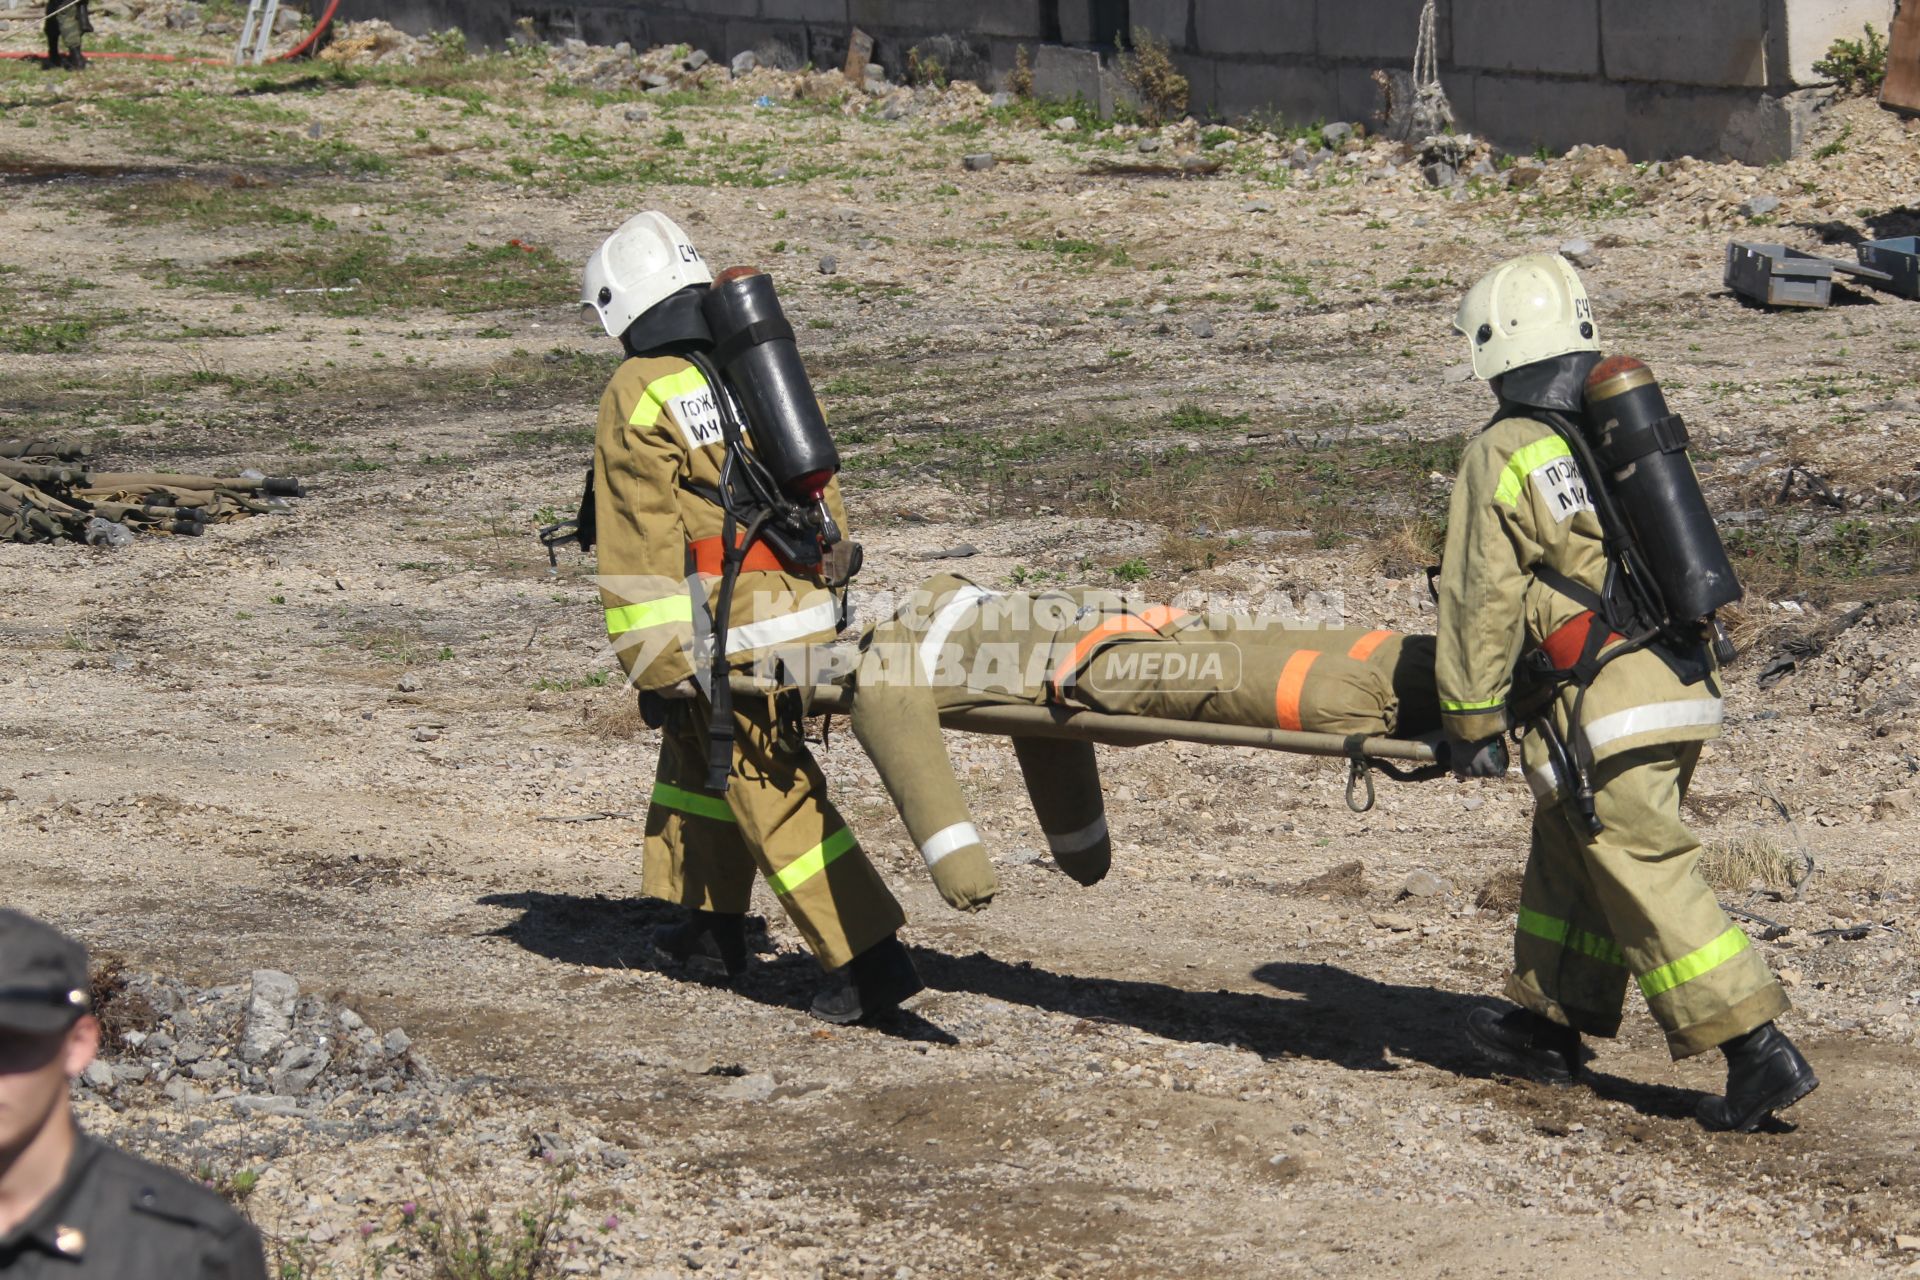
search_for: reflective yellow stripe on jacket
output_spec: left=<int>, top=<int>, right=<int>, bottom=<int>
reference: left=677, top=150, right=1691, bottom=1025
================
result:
left=1517, top=906, right=1625, bottom=967
left=1521, top=906, right=1755, bottom=1000
left=1638, top=926, right=1751, bottom=999
left=605, top=594, right=694, bottom=637
left=1493, top=435, right=1574, bottom=507
left=629, top=366, right=712, bottom=429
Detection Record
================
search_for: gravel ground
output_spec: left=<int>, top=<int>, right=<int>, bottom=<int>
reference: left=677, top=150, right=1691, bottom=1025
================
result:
left=3, top=18, right=1920, bottom=1279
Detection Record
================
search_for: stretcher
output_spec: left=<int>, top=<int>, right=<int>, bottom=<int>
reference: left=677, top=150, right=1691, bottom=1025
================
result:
left=732, top=677, right=1446, bottom=812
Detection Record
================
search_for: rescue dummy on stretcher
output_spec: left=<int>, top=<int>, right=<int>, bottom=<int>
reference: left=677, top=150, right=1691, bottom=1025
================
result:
left=838, top=573, right=1442, bottom=912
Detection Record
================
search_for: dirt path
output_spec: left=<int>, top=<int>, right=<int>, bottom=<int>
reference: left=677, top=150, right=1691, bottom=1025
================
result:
left=3, top=28, right=1919, bottom=1279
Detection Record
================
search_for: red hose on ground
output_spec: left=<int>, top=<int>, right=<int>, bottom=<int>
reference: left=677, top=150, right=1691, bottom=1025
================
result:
left=269, top=0, right=339, bottom=61
left=0, top=0, right=338, bottom=65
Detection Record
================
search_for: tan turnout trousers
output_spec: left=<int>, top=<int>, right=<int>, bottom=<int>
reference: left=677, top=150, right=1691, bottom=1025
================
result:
left=643, top=694, right=904, bottom=971
left=1510, top=743, right=1789, bottom=1058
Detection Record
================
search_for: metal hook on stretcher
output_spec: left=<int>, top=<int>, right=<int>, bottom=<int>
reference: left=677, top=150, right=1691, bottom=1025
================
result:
left=1345, top=756, right=1376, bottom=813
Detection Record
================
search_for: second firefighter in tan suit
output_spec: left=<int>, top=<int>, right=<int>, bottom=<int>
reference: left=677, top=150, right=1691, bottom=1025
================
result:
left=848, top=572, right=1438, bottom=910
left=1441, top=253, right=1815, bottom=1131
left=578, top=212, right=918, bottom=1024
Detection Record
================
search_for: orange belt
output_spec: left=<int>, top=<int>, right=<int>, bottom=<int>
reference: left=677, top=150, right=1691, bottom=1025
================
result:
left=687, top=535, right=801, bottom=578
left=1540, top=610, right=1623, bottom=671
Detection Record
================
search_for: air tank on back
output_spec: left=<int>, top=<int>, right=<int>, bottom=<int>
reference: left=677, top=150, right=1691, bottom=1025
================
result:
left=701, top=266, right=841, bottom=502
left=1581, top=356, right=1742, bottom=627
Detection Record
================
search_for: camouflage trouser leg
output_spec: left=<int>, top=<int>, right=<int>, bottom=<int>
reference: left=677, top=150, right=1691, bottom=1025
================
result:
left=1507, top=743, right=1790, bottom=1059
left=644, top=696, right=905, bottom=971
left=46, top=2, right=84, bottom=50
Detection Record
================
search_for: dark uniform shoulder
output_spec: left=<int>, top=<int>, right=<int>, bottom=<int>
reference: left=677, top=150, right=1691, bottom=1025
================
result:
left=87, top=1144, right=267, bottom=1278
left=92, top=1144, right=240, bottom=1229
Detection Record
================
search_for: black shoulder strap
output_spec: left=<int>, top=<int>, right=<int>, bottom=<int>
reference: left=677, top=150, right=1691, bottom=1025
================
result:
left=572, top=464, right=597, bottom=551
left=537, top=465, right=597, bottom=569
left=1530, top=563, right=1608, bottom=618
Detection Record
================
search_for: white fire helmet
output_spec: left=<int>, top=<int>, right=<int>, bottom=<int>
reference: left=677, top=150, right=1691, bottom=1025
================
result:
left=1452, top=253, right=1600, bottom=381
left=580, top=211, right=712, bottom=339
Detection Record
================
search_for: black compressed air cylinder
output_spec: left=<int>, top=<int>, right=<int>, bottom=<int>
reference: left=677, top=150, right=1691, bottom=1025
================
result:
left=1582, top=357, right=1742, bottom=625
left=701, top=269, right=840, bottom=500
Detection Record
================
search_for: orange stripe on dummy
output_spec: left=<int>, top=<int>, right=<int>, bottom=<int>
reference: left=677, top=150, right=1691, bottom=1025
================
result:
left=1050, top=605, right=1188, bottom=691
left=1273, top=650, right=1321, bottom=731
left=1346, top=629, right=1394, bottom=662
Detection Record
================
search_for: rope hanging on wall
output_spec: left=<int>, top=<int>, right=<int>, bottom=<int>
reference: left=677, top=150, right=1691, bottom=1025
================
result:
left=1409, top=0, right=1455, bottom=137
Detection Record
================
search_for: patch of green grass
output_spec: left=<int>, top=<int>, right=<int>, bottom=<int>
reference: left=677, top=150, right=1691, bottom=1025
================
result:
left=531, top=670, right=615, bottom=692
left=0, top=318, right=94, bottom=354
left=1812, top=122, right=1854, bottom=161
left=1164, top=402, right=1249, bottom=433
left=173, top=235, right=572, bottom=316
left=842, top=397, right=1470, bottom=563
left=93, top=178, right=336, bottom=231
left=1016, top=236, right=1130, bottom=267
left=819, top=373, right=875, bottom=397
left=1723, top=514, right=1920, bottom=602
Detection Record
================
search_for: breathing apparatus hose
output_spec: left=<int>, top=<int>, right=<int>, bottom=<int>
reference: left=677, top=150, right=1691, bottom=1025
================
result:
left=703, top=504, right=771, bottom=793
left=1531, top=409, right=1674, bottom=835
left=687, top=348, right=795, bottom=795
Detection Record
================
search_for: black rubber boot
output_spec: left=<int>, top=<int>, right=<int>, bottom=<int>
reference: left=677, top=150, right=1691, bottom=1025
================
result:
left=1466, top=1004, right=1582, bottom=1085
left=651, top=909, right=748, bottom=978
left=809, top=935, right=924, bottom=1025
left=65, top=45, right=86, bottom=70
left=43, top=33, right=60, bottom=69
left=1696, top=1022, right=1817, bottom=1132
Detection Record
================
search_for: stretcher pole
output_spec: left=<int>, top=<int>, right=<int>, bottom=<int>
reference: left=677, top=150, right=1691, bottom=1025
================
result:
left=730, top=679, right=1441, bottom=766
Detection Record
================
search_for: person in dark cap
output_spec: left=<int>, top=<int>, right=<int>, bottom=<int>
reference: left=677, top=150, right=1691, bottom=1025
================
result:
left=0, top=908, right=268, bottom=1277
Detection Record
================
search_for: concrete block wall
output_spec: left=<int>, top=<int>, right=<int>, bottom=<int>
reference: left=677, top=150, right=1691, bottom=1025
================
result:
left=343, top=0, right=1897, bottom=161
left=343, top=0, right=1052, bottom=82
left=1128, top=0, right=1896, bottom=161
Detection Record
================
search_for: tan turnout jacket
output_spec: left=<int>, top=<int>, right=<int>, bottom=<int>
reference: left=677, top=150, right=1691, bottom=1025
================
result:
left=1436, top=412, right=1723, bottom=789
left=592, top=354, right=849, bottom=691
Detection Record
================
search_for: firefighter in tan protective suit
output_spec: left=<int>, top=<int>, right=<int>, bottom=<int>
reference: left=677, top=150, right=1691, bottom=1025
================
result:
left=1440, top=254, right=1815, bottom=1131
left=849, top=573, right=1439, bottom=911
left=578, top=212, right=918, bottom=1024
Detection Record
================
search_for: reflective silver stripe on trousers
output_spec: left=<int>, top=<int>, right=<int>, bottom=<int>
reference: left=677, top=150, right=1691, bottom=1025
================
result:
left=918, top=822, right=981, bottom=868
left=919, top=586, right=997, bottom=681
left=1583, top=698, right=1723, bottom=752
left=1046, top=814, right=1108, bottom=854
left=724, top=599, right=840, bottom=656
left=1526, top=763, right=1559, bottom=802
